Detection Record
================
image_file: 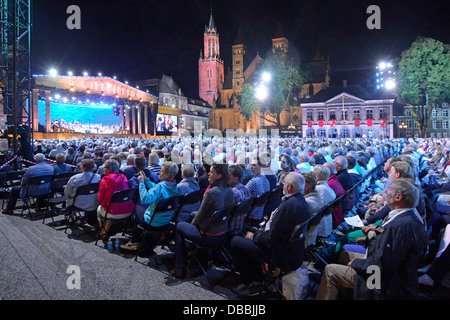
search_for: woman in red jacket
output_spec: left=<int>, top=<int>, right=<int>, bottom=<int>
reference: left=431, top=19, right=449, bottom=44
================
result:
left=97, top=159, right=135, bottom=239
left=324, top=162, right=346, bottom=228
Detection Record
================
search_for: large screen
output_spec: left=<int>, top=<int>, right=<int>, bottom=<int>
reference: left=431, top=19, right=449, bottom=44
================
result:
left=156, top=113, right=178, bottom=134
left=38, top=100, right=120, bottom=134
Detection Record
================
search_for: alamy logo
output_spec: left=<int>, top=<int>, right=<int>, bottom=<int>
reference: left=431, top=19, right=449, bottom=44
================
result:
left=366, top=265, right=381, bottom=290
left=66, top=265, right=81, bottom=289
left=366, top=5, right=381, bottom=30
left=66, top=5, right=81, bottom=30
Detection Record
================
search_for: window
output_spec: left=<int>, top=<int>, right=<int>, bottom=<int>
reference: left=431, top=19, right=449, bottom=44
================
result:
left=432, top=109, right=438, bottom=117
left=443, top=120, right=448, bottom=130
left=406, top=120, right=412, bottom=128
left=380, top=109, right=388, bottom=119
left=405, top=110, right=412, bottom=117
left=366, top=109, right=373, bottom=119
left=329, top=110, right=336, bottom=120
left=341, top=110, right=348, bottom=120
left=353, top=110, right=360, bottom=119
left=443, top=110, right=449, bottom=117
left=318, top=110, right=324, bottom=120
left=432, top=120, right=439, bottom=129
left=306, top=110, right=313, bottom=121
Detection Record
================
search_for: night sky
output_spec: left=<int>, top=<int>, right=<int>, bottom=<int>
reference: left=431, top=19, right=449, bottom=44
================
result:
left=32, top=0, right=450, bottom=99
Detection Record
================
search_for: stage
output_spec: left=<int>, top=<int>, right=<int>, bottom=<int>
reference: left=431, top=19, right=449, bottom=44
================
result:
left=32, top=132, right=171, bottom=140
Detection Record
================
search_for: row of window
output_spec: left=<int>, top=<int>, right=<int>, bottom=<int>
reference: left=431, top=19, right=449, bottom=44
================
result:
left=405, top=109, right=449, bottom=117
left=306, top=109, right=388, bottom=121
left=402, top=119, right=449, bottom=129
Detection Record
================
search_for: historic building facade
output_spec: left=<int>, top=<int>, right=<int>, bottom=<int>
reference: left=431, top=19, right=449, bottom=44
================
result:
left=301, top=87, right=395, bottom=139
left=203, top=14, right=330, bottom=134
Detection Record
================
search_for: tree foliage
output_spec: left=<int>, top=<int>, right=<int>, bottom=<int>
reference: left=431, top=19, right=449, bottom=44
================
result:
left=397, top=37, right=450, bottom=137
left=240, top=57, right=307, bottom=129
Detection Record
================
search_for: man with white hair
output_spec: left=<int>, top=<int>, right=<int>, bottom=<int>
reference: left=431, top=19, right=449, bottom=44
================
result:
left=3, top=153, right=54, bottom=214
left=230, top=172, right=312, bottom=296
left=297, top=152, right=313, bottom=173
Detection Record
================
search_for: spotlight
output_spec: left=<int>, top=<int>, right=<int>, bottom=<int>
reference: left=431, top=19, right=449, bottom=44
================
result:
left=49, top=69, right=58, bottom=77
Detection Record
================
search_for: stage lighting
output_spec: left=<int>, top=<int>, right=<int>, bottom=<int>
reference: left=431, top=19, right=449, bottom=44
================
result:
left=49, top=69, right=58, bottom=77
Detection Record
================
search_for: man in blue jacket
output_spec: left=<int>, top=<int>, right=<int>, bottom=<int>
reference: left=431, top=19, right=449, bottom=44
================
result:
left=3, top=153, right=54, bottom=214
left=316, top=178, right=428, bottom=300
left=230, top=172, right=312, bottom=296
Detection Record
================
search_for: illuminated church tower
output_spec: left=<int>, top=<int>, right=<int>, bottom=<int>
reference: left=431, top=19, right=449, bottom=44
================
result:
left=199, top=12, right=224, bottom=107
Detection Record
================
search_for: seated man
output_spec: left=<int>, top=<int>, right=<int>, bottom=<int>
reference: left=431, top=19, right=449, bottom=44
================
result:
left=245, top=158, right=270, bottom=221
left=316, top=179, right=428, bottom=300
left=230, top=172, right=312, bottom=295
left=176, top=164, right=201, bottom=222
left=3, top=153, right=54, bottom=215
left=64, top=159, right=101, bottom=225
left=229, top=164, right=251, bottom=204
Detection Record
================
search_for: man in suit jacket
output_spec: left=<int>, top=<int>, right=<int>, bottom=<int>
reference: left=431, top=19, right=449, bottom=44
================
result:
left=230, top=172, right=312, bottom=296
left=3, top=153, right=54, bottom=214
left=316, top=179, right=428, bottom=300
left=334, top=156, right=354, bottom=211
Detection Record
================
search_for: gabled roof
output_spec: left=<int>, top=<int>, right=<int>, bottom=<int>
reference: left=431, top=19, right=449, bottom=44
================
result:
left=159, top=74, right=184, bottom=96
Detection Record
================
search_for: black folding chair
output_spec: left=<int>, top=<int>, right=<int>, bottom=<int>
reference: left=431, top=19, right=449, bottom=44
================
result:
left=43, top=176, right=72, bottom=225
left=173, top=189, right=203, bottom=222
left=21, top=175, right=54, bottom=219
left=64, top=183, right=100, bottom=235
left=246, top=190, right=271, bottom=226
left=184, top=204, right=235, bottom=288
left=1, top=171, right=25, bottom=210
left=255, top=218, right=310, bottom=300
left=95, top=188, right=137, bottom=245
left=135, top=195, right=182, bottom=260
left=263, top=186, right=282, bottom=219
left=227, top=197, right=256, bottom=238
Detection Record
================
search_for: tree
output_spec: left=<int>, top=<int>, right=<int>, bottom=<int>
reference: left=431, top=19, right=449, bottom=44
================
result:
left=397, top=37, right=450, bottom=137
left=240, top=57, right=307, bottom=130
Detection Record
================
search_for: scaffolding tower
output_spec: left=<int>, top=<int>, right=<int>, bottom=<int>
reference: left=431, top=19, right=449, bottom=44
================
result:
left=0, top=0, right=32, bottom=162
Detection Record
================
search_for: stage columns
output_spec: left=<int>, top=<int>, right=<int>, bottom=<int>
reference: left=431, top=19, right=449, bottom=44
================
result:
left=45, top=90, right=51, bottom=133
left=119, top=105, right=124, bottom=129
left=125, top=105, right=130, bottom=132
left=144, top=103, right=149, bottom=134
left=32, top=89, right=39, bottom=132
left=131, top=105, right=136, bottom=135
left=137, top=104, right=142, bottom=134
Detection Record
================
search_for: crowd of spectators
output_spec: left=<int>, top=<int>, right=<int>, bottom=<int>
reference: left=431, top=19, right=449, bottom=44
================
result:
left=1, top=134, right=449, bottom=299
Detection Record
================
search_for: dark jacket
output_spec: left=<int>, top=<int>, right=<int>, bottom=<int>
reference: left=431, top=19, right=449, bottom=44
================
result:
left=336, top=169, right=354, bottom=211
left=192, top=180, right=234, bottom=235
left=253, top=193, right=312, bottom=273
left=352, top=209, right=428, bottom=300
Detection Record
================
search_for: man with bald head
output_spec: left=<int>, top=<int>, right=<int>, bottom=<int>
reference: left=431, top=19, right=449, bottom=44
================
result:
left=230, top=172, right=312, bottom=296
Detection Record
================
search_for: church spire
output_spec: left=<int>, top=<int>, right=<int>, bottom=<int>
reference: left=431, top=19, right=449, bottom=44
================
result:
left=208, top=10, right=216, bottom=31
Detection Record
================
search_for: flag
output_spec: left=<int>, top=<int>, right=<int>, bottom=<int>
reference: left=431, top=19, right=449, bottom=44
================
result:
left=307, top=120, right=313, bottom=128
left=381, top=118, right=386, bottom=127
left=355, top=119, right=360, bottom=127
left=319, top=119, right=324, bottom=127
left=367, top=119, right=373, bottom=127
left=330, top=119, right=335, bottom=128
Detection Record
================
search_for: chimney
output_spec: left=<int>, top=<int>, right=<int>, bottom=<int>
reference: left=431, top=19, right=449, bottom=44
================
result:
left=343, top=80, right=348, bottom=88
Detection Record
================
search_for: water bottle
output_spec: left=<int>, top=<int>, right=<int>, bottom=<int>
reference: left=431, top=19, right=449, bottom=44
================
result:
left=115, top=238, right=120, bottom=250
left=107, top=239, right=113, bottom=251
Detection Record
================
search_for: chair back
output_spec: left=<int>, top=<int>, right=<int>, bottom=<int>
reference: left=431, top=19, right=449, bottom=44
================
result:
left=180, top=189, right=203, bottom=206
left=263, top=186, right=283, bottom=217
left=147, top=195, right=182, bottom=226
left=74, top=182, right=100, bottom=197
left=272, top=218, right=309, bottom=272
left=50, top=176, right=71, bottom=193
left=203, top=205, right=234, bottom=236
left=228, top=197, right=255, bottom=237
left=54, top=172, right=77, bottom=179
left=6, top=170, right=25, bottom=186
left=25, top=175, right=54, bottom=197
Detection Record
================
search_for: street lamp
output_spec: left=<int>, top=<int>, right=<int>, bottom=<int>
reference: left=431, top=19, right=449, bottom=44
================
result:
left=399, top=121, right=407, bottom=138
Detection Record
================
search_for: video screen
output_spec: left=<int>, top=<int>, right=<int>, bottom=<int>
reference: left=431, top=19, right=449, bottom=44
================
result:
left=156, top=114, right=178, bottom=134
left=38, top=101, right=120, bottom=134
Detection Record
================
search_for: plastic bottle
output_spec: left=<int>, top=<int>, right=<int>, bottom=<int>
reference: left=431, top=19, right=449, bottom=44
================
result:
left=107, top=239, right=113, bottom=251
left=115, top=238, right=120, bottom=250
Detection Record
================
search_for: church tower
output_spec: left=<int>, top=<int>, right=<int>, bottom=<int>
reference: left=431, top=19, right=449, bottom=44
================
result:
left=199, top=12, right=224, bottom=107
left=232, top=29, right=245, bottom=95
left=272, top=22, right=289, bottom=60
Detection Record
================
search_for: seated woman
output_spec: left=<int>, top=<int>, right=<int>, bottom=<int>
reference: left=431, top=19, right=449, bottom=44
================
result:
left=53, top=153, right=73, bottom=175
left=120, top=162, right=179, bottom=253
left=170, top=163, right=234, bottom=278
left=97, top=159, right=135, bottom=239
left=278, top=154, right=297, bottom=186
